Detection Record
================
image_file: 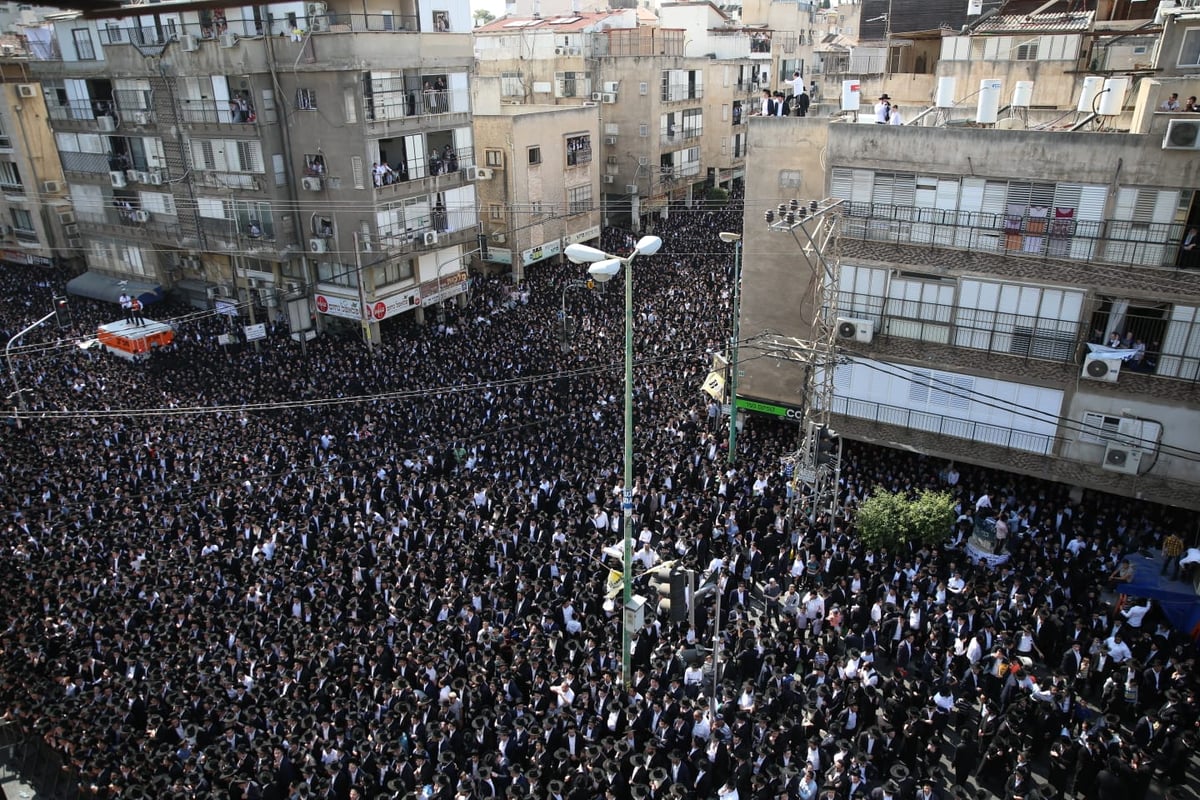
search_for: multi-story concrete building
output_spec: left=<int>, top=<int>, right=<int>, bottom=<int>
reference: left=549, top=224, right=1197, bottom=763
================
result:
left=0, top=53, right=74, bottom=272
left=31, top=0, right=478, bottom=339
left=472, top=85, right=601, bottom=282
left=737, top=86, right=1200, bottom=508
left=475, top=4, right=759, bottom=230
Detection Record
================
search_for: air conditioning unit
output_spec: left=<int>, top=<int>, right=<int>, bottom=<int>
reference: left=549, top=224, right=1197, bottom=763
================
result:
left=180, top=34, right=199, bottom=52
left=603, top=175, right=615, bottom=184
left=590, top=92, right=603, bottom=101
left=475, top=167, right=493, bottom=180
left=16, top=84, right=36, bottom=98
left=125, top=169, right=140, bottom=183
left=1082, top=354, right=1121, bottom=382
left=145, top=170, right=164, bottom=185
left=625, top=184, right=638, bottom=194
left=301, top=177, right=323, bottom=191
left=64, top=224, right=79, bottom=236
left=131, top=210, right=151, bottom=223
left=110, top=171, right=127, bottom=188
left=309, top=238, right=327, bottom=253
left=567, top=46, right=582, bottom=55
left=307, top=2, right=328, bottom=18
left=606, top=155, right=618, bottom=164
left=603, top=81, right=620, bottom=93
left=132, top=111, right=152, bottom=125
left=1163, top=119, right=1200, bottom=150
left=97, top=115, right=117, bottom=132
left=206, top=286, right=220, bottom=299
left=836, top=317, right=875, bottom=343
left=259, top=288, right=279, bottom=307
left=492, top=233, right=506, bottom=243
left=601, top=93, right=616, bottom=104
left=463, top=166, right=479, bottom=181
left=1101, top=443, right=1143, bottom=475
left=604, top=136, right=617, bottom=145
left=284, top=281, right=300, bottom=293
left=423, top=230, right=439, bottom=246
left=555, top=47, right=565, bottom=55
left=219, top=32, right=238, bottom=48
left=41, top=180, right=61, bottom=193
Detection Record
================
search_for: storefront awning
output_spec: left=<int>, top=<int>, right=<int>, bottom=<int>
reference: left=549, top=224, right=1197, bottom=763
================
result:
left=66, top=271, right=164, bottom=306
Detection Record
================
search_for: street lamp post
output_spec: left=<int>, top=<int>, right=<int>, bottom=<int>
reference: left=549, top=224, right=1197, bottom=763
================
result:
left=719, top=232, right=742, bottom=464
left=565, top=234, right=663, bottom=690
left=6, top=309, right=57, bottom=422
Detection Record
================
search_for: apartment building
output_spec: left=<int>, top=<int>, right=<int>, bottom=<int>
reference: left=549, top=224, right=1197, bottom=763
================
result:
left=0, top=54, right=74, bottom=272
left=475, top=4, right=759, bottom=230
left=737, top=90, right=1200, bottom=508
left=472, top=88, right=601, bottom=283
left=31, top=0, right=478, bottom=339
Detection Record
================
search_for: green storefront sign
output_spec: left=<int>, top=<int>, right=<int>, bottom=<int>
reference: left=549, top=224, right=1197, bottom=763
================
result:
left=735, top=397, right=805, bottom=420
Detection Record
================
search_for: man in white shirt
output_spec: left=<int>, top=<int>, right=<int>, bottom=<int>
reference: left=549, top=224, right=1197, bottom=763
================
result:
left=1122, top=599, right=1151, bottom=629
left=1104, top=635, right=1132, bottom=663
left=874, top=94, right=891, bottom=123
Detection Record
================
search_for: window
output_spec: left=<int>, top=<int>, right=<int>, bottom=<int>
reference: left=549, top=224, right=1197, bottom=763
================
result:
left=489, top=204, right=502, bottom=219
left=1014, top=41, right=1038, bottom=61
left=316, top=260, right=355, bottom=288
left=501, top=71, right=523, bottom=97
left=568, top=184, right=592, bottom=215
left=639, top=124, right=649, bottom=137
left=485, top=149, right=504, bottom=167
left=1180, top=29, right=1200, bottom=67
left=296, top=88, right=318, bottom=110
left=554, top=70, right=592, bottom=99
left=0, top=161, right=22, bottom=189
left=566, top=134, right=591, bottom=166
left=528, top=147, right=542, bottom=166
left=72, top=28, right=96, bottom=60
left=639, top=82, right=648, bottom=95
left=0, top=119, right=10, bottom=149
left=10, top=208, right=34, bottom=232
left=779, top=170, right=802, bottom=189
left=189, top=138, right=265, bottom=172
left=376, top=257, right=414, bottom=287
left=660, top=69, right=703, bottom=102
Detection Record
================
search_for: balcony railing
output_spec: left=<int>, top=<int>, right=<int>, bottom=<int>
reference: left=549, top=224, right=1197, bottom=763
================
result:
left=660, top=128, right=703, bottom=146
left=325, top=12, right=421, bottom=32
left=373, top=157, right=477, bottom=199
left=364, top=90, right=471, bottom=126
left=838, top=201, right=1189, bottom=270
left=179, top=99, right=259, bottom=127
left=829, top=396, right=1055, bottom=455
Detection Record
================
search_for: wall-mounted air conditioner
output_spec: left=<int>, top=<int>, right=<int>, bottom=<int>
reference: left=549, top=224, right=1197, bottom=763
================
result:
left=132, top=111, right=152, bottom=125
left=180, top=34, right=199, bottom=52
left=110, top=171, right=127, bottom=188
left=125, top=169, right=140, bottom=183
left=145, top=170, right=164, bottom=185
left=1163, top=119, right=1200, bottom=150
left=206, top=285, right=231, bottom=299
left=1101, top=443, right=1142, bottom=475
left=604, top=136, right=617, bottom=145
left=16, top=84, right=36, bottom=98
left=474, top=167, right=493, bottom=180
left=41, top=180, right=61, bottom=193
left=603, top=175, right=615, bottom=184
left=1082, top=354, right=1121, bottom=382
left=624, top=184, right=638, bottom=194
left=492, top=233, right=506, bottom=243
left=131, top=210, right=151, bottom=223
left=590, top=92, right=603, bottom=101
left=836, top=317, right=874, bottom=343
left=603, top=81, right=620, bottom=93
left=601, top=93, right=616, bottom=104
left=301, top=177, right=323, bottom=191
left=463, top=166, right=479, bottom=181
left=219, top=33, right=238, bottom=48
left=423, top=231, right=439, bottom=246
left=554, top=47, right=565, bottom=55
left=309, top=238, right=328, bottom=253
left=97, top=115, right=116, bottom=132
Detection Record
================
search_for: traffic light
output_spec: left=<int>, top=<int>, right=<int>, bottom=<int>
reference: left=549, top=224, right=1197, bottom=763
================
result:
left=53, top=296, right=70, bottom=328
left=815, top=425, right=839, bottom=467
left=644, top=563, right=690, bottom=623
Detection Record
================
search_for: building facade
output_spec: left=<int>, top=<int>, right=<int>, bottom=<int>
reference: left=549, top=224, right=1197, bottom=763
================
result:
left=31, top=0, right=478, bottom=339
left=738, top=98, right=1200, bottom=508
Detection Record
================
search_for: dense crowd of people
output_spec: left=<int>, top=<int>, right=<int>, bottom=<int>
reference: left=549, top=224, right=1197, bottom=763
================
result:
left=0, top=196, right=1196, bottom=800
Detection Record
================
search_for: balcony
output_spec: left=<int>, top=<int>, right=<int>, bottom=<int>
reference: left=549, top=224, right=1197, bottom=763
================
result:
left=660, top=128, right=703, bottom=146
left=364, top=89, right=471, bottom=137
left=373, top=161, right=475, bottom=202
left=46, top=100, right=120, bottom=133
left=838, top=201, right=1188, bottom=271
left=178, top=99, right=261, bottom=131
left=77, top=207, right=182, bottom=240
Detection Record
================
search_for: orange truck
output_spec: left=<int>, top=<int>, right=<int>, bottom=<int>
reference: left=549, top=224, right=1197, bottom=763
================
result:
left=95, top=319, right=175, bottom=361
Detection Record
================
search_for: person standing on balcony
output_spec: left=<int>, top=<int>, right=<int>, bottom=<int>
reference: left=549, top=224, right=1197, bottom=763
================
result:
left=888, top=104, right=903, bottom=126
left=874, top=94, right=891, bottom=123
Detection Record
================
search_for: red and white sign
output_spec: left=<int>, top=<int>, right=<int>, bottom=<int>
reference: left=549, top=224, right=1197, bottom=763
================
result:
left=313, top=294, right=362, bottom=320
left=367, top=288, right=421, bottom=321
left=373, top=301, right=387, bottom=320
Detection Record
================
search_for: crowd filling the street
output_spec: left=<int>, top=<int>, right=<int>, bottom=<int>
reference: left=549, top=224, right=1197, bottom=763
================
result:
left=0, top=197, right=1197, bottom=800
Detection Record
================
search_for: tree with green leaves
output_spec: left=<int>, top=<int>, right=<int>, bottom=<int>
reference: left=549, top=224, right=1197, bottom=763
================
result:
left=854, top=488, right=956, bottom=550
left=473, top=9, right=496, bottom=26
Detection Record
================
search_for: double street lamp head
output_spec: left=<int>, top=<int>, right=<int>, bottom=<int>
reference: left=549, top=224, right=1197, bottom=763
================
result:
left=718, top=232, right=742, bottom=243
left=564, top=235, right=663, bottom=267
